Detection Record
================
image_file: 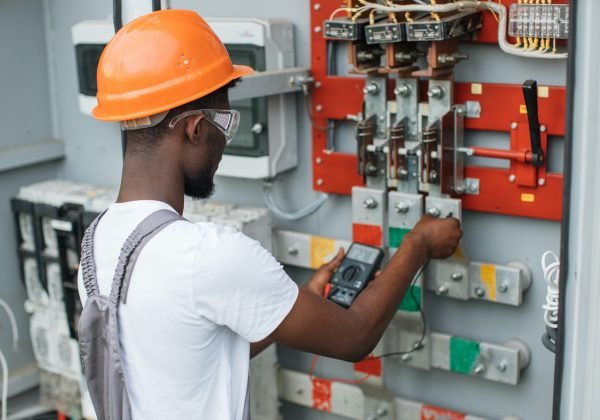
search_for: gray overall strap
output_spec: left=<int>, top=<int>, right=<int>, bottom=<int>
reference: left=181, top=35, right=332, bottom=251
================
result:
left=109, top=209, right=185, bottom=306
left=80, top=210, right=108, bottom=297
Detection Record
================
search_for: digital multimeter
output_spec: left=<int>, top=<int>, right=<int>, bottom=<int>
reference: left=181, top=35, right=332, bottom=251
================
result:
left=327, top=243, right=385, bottom=308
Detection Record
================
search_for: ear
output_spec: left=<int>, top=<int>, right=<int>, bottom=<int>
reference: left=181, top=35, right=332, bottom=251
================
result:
left=184, top=115, right=207, bottom=146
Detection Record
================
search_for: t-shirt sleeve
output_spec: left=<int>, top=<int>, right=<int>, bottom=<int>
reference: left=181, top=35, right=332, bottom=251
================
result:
left=191, top=225, right=299, bottom=343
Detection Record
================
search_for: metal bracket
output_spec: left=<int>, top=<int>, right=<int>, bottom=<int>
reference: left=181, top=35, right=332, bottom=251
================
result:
left=229, top=67, right=310, bottom=101
left=395, top=78, right=419, bottom=140
left=427, top=79, right=453, bottom=126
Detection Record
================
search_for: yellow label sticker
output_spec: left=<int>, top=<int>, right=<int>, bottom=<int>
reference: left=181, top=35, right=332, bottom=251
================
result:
left=538, top=86, right=550, bottom=98
left=520, top=104, right=528, bottom=114
left=451, top=245, right=467, bottom=262
left=310, top=236, right=336, bottom=269
left=471, top=83, right=483, bottom=95
left=521, top=193, right=535, bottom=203
left=480, top=264, right=497, bottom=301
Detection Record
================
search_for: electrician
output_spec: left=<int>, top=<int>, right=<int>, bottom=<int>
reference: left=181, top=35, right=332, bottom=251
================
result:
left=78, top=9, right=461, bottom=420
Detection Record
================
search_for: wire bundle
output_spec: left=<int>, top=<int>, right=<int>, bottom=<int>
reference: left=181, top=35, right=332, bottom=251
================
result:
left=542, top=250, right=560, bottom=329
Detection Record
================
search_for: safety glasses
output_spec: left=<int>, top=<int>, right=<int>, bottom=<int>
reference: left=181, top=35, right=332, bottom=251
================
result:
left=168, top=109, right=240, bottom=144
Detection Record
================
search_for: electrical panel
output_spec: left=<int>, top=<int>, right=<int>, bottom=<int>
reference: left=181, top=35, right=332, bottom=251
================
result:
left=72, top=18, right=298, bottom=179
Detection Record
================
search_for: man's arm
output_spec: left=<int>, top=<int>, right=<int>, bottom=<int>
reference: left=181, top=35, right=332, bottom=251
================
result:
left=269, top=215, right=461, bottom=362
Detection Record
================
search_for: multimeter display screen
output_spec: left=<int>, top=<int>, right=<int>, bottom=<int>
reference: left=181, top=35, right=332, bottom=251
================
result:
left=347, top=244, right=379, bottom=264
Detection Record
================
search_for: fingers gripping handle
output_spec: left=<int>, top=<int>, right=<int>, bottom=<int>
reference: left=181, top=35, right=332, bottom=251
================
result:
left=522, top=80, right=544, bottom=168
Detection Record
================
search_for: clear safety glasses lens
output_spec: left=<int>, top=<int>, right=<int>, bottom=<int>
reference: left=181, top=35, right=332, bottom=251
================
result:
left=168, top=109, right=240, bottom=144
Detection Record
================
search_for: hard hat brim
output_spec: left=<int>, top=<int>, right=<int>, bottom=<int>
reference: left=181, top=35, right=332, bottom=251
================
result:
left=92, top=64, right=255, bottom=122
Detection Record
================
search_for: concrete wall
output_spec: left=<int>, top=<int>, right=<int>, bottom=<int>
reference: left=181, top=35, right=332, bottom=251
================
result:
left=29, top=0, right=568, bottom=418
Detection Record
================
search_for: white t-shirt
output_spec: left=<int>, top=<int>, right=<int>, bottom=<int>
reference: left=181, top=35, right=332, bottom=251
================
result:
left=77, top=200, right=299, bottom=420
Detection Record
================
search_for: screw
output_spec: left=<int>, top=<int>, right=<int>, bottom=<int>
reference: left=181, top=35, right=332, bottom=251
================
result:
left=287, top=247, right=299, bottom=256
left=316, top=178, right=324, bottom=186
left=313, top=3, right=321, bottom=10
left=509, top=174, right=516, bottom=183
left=295, top=386, right=304, bottom=395
left=395, top=201, right=409, bottom=214
left=366, top=164, right=378, bottom=175
left=429, top=170, right=439, bottom=181
left=456, top=107, right=466, bottom=117
left=473, top=363, right=485, bottom=374
left=314, top=26, right=321, bottom=33
left=251, top=123, right=264, bottom=134
left=377, top=407, right=388, bottom=416
left=315, top=104, right=323, bottom=112
left=511, top=122, right=518, bottom=130
left=475, top=287, right=486, bottom=298
left=363, top=197, right=378, bottom=209
left=451, top=272, right=463, bottom=281
left=540, top=125, right=547, bottom=133
left=437, top=284, right=449, bottom=295
left=468, top=181, right=479, bottom=193
left=363, top=82, right=380, bottom=95
left=315, top=157, right=323, bottom=164
left=315, top=81, right=322, bottom=88
left=427, top=86, right=444, bottom=99
left=497, top=361, right=508, bottom=372
left=399, top=168, right=409, bottom=178
left=498, top=282, right=508, bottom=293
left=401, top=354, right=412, bottom=362
left=427, top=207, right=441, bottom=218
left=455, top=185, right=465, bottom=194
left=538, top=178, right=546, bottom=186
left=394, top=83, right=412, bottom=97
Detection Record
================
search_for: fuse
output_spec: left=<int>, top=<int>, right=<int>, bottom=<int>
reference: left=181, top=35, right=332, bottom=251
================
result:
left=508, top=4, right=569, bottom=40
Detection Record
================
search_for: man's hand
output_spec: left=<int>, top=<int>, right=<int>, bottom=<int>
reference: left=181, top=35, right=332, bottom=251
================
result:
left=410, top=214, right=462, bottom=259
left=303, top=248, right=345, bottom=296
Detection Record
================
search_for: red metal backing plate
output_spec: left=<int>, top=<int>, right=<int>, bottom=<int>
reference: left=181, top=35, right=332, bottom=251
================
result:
left=354, top=356, right=383, bottom=377
left=353, top=224, right=384, bottom=247
left=421, top=405, right=466, bottom=420
left=311, top=378, right=332, bottom=412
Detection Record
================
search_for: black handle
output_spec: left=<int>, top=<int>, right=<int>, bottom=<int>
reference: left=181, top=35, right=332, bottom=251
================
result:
left=522, top=80, right=544, bottom=168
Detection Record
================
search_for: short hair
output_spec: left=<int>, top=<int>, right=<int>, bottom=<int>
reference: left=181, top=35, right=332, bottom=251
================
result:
left=125, top=79, right=239, bottom=153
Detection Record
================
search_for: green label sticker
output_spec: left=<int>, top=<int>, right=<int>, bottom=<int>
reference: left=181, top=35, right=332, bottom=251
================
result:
left=449, top=337, right=480, bottom=375
left=389, top=227, right=411, bottom=248
left=399, top=285, right=421, bottom=312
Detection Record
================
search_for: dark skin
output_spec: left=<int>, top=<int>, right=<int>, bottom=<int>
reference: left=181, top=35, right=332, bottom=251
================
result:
left=118, top=91, right=462, bottom=362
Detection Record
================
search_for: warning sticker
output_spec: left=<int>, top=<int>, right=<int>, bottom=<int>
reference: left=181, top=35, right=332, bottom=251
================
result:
left=311, top=379, right=332, bottom=412
left=480, top=264, right=497, bottom=301
left=310, top=236, right=336, bottom=269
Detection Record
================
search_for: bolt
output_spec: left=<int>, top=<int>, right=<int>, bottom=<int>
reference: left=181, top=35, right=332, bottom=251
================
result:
left=538, top=178, right=546, bottom=186
left=455, top=185, right=465, bottom=194
left=251, top=123, right=264, bottom=134
left=394, top=83, right=412, bottom=97
left=475, top=287, right=486, bottom=298
left=540, top=125, right=547, bottom=133
left=509, top=174, right=516, bottom=183
left=429, top=170, right=439, bottom=181
left=313, top=3, right=321, bottom=10
left=498, top=282, right=508, bottom=293
left=315, top=104, right=323, bottom=112
left=511, top=122, right=518, bottom=130
left=437, top=284, right=449, bottom=296
left=295, top=386, right=304, bottom=395
left=366, top=164, right=378, bottom=175
left=451, top=272, right=463, bottom=281
left=288, top=247, right=298, bottom=256
left=377, top=407, right=388, bottom=416
left=395, top=201, right=409, bottom=214
left=456, top=107, right=466, bottom=117
left=316, top=178, right=324, bottom=186
left=468, top=182, right=479, bottom=193
left=427, top=86, right=444, bottom=99
left=497, top=361, right=508, bottom=372
left=401, top=354, right=412, bottom=362
left=427, top=207, right=441, bottom=218
left=399, top=168, right=409, bottom=178
left=413, top=341, right=423, bottom=350
left=314, top=26, right=321, bottom=33
left=363, top=82, right=380, bottom=95
left=473, top=363, right=485, bottom=374
left=315, top=81, right=322, bottom=88
left=363, top=197, right=378, bottom=209
left=316, top=157, right=323, bottom=164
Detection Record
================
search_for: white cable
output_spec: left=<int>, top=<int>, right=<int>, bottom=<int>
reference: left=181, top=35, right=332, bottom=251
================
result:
left=541, top=251, right=560, bottom=329
left=263, top=183, right=328, bottom=221
left=0, top=300, right=18, bottom=352
left=0, top=349, right=7, bottom=420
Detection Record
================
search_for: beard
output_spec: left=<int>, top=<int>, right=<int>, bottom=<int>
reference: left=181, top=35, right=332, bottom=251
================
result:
left=184, top=167, right=215, bottom=200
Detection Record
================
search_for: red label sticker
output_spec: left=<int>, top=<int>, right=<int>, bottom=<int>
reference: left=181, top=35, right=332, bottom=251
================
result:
left=354, top=355, right=382, bottom=377
left=312, top=378, right=332, bottom=412
left=352, top=224, right=383, bottom=247
left=421, top=405, right=466, bottom=420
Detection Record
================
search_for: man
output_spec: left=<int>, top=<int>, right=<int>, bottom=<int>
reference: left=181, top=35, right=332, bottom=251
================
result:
left=78, top=9, right=461, bottom=420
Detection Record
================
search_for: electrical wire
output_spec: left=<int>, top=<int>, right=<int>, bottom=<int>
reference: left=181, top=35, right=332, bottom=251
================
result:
left=541, top=251, right=560, bottom=329
left=308, top=261, right=430, bottom=385
left=152, top=0, right=161, bottom=12
left=0, top=300, right=18, bottom=352
left=112, top=0, right=122, bottom=32
left=262, top=182, right=328, bottom=221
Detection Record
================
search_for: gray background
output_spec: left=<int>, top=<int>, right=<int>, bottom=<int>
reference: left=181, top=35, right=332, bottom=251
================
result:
left=1, top=1, right=567, bottom=419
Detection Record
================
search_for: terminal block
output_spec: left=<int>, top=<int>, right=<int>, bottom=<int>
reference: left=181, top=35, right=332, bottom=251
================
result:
left=509, top=3, right=569, bottom=40
left=324, top=18, right=369, bottom=41
left=405, top=12, right=482, bottom=42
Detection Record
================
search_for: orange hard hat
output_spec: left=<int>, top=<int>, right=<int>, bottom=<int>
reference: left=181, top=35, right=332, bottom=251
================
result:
left=92, top=9, right=254, bottom=122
